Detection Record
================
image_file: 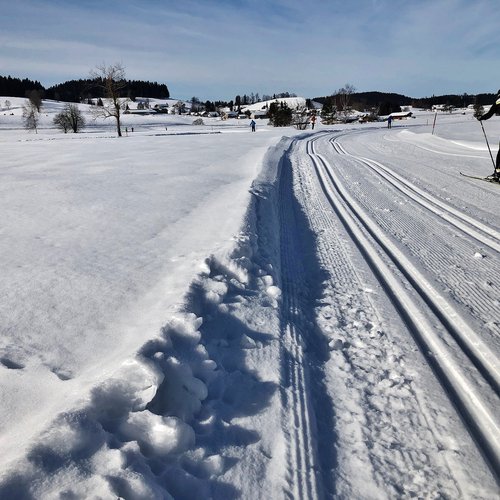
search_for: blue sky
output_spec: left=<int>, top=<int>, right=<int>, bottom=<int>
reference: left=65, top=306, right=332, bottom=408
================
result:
left=1, top=0, right=499, bottom=100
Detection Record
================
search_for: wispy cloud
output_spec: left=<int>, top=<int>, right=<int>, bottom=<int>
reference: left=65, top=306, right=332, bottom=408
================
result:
left=1, top=0, right=499, bottom=99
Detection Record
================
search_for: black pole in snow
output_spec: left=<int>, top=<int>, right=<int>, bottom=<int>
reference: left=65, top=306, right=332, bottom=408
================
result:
left=479, top=120, right=496, bottom=174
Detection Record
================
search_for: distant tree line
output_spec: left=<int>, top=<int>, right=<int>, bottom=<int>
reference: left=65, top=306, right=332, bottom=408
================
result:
left=45, top=79, right=100, bottom=103
left=192, top=90, right=498, bottom=112
left=0, top=75, right=44, bottom=98
left=45, top=79, right=170, bottom=102
left=315, top=91, right=410, bottom=114
left=314, top=91, right=497, bottom=112
left=0, top=74, right=169, bottom=103
left=3, top=72, right=498, bottom=113
left=411, top=93, right=496, bottom=108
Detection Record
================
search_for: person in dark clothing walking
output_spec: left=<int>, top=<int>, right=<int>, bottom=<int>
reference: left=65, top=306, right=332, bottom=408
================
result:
left=250, top=119, right=256, bottom=132
left=477, top=90, right=500, bottom=179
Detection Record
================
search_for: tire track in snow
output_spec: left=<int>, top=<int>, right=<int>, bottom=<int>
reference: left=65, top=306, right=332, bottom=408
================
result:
left=307, top=135, right=500, bottom=477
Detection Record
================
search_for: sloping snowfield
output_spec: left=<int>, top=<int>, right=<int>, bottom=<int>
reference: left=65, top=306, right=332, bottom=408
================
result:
left=0, top=99, right=499, bottom=498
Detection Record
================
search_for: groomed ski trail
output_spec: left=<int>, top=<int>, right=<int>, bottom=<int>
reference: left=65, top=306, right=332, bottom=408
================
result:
left=262, top=133, right=499, bottom=497
left=326, top=135, right=500, bottom=392
left=303, top=130, right=500, bottom=478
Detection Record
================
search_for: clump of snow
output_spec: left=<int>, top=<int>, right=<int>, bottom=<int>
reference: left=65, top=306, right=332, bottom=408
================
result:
left=89, top=357, right=164, bottom=424
left=329, top=338, right=345, bottom=351
left=148, top=355, right=208, bottom=421
left=266, top=285, right=282, bottom=300
left=120, top=411, right=195, bottom=457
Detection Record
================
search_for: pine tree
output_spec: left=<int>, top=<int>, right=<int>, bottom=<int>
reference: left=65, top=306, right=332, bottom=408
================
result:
left=321, top=96, right=336, bottom=123
left=473, top=98, right=484, bottom=119
left=268, top=101, right=292, bottom=127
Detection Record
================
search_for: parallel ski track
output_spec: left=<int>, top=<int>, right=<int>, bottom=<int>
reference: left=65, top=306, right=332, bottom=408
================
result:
left=306, top=134, right=500, bottom=476
left=278, top=151, right=322, bottom=499
left=329, top=132, right=500, bottom=336
left=326, top=134, right=500, bottom=389
left=290, top=141, right=461, bottom=496
left=330, top=136, right=500, bottom=253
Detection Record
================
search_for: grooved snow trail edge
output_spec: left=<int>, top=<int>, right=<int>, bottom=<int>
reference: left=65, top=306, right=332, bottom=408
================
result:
left=306, top=135, right=500, bottom=476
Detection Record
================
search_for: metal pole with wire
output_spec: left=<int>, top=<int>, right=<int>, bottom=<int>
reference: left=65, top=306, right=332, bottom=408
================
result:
left=479, top=120, right=496, bottom=175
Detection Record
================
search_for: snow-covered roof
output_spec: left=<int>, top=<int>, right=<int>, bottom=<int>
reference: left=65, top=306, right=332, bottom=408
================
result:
left=242, top=96, right=306, bottom=112
left=389, top=111, right=413, bottom=117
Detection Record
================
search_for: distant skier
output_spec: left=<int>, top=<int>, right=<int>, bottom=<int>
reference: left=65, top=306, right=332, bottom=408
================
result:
left=250, top=120, right=256, bottom=132
left=310, top=115, right=316, bottom=130
left=477, top=90, right=500, bottom=180
left=387, top=115, right=393, bottom=129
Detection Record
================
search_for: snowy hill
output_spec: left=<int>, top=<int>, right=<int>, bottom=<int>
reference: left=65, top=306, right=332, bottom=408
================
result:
left=241, top=96, right=307, bottom=112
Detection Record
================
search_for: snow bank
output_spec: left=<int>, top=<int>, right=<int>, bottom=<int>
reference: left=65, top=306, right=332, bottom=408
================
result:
left=0, top=100, right=295, bottom=496
left=0, top=133, right=293, bottom=498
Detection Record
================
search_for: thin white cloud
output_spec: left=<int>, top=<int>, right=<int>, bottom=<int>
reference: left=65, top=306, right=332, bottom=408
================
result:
left=1, top=0, right=499, bottom=99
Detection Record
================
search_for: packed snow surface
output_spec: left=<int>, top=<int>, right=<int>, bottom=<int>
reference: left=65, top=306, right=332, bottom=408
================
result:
left=0, top=98, right=499, bottom=498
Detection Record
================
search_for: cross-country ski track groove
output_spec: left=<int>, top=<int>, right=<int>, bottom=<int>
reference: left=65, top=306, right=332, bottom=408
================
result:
left=330, top=136, right=500, bottom=254
left=278, top=150, right=323, bottom=499
left=303, top=131, right=500, bottom=477
left=325, top=134, right=500, bottom=392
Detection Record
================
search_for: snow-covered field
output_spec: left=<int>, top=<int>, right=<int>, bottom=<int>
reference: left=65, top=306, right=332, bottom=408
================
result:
left=0, top=98, right=499, bottom=498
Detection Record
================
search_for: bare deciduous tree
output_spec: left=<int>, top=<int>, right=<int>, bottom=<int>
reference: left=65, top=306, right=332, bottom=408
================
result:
left=336, top=83, right=356, bottom=121
left=53, top=104, right=85, bottom=133
left=173, top=100, right=186, bottom=115
left=90, top=63, right=127, bottom=137
left=22, top=100, right=40, bottom=133
left=292, top=105, right=310, bottom=130
left=53, top=112, right=70, bottom=133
